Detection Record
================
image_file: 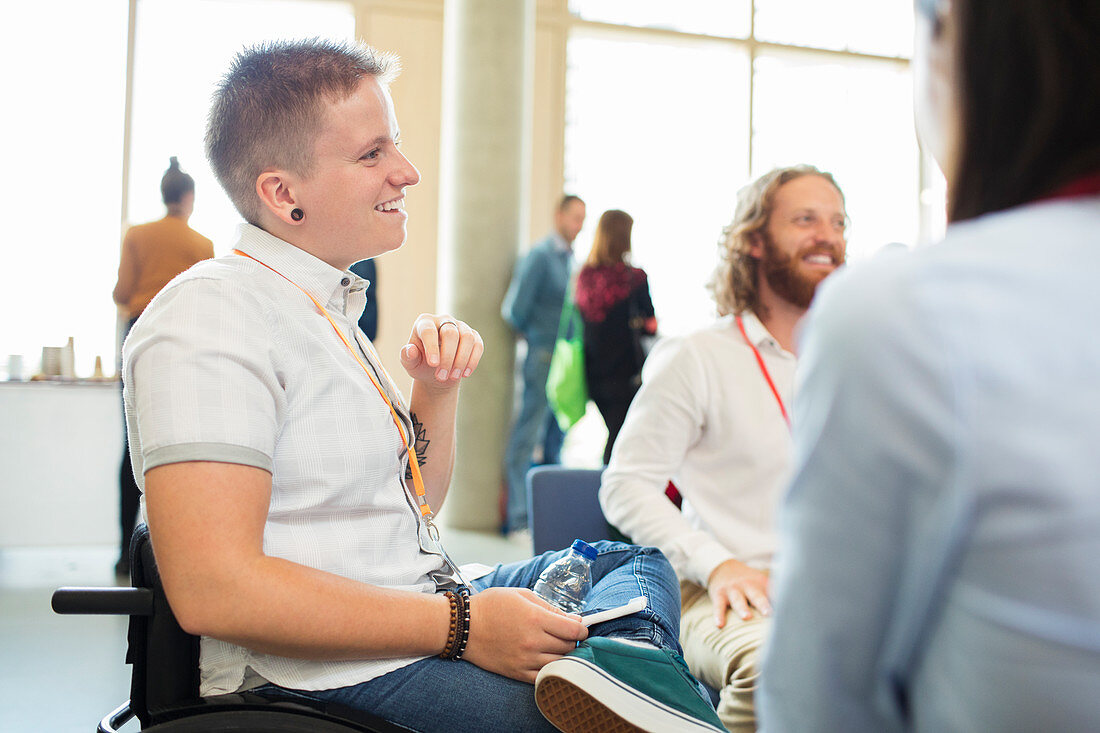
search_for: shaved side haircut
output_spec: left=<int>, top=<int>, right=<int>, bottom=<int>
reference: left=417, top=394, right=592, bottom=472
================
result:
left=205, top=38, right=400, bottom=224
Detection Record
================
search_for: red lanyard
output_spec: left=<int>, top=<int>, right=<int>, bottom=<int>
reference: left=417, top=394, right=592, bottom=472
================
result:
left=736, top=315, right=791, bottom=430
left=234, top=249, right=433, bottom=519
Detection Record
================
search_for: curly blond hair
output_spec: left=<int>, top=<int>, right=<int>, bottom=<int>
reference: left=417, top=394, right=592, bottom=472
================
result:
left=709, top=165, right=843, bottom=315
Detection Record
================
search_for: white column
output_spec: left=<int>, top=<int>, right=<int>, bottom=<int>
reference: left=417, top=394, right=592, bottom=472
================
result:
left=437, top=0, right=535, bottom=530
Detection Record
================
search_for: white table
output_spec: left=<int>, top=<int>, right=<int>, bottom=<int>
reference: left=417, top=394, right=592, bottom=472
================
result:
left=0, top=380, right=123, bottom=548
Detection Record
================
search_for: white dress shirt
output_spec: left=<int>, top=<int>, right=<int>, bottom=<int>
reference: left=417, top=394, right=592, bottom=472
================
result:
left=599, top=313, right=795, bottom=586
left=123, top=224, right=449, bottom=695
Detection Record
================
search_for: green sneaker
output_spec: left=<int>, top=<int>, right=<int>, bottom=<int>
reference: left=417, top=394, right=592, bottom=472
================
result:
left=535, top=637, right=726, bottom=732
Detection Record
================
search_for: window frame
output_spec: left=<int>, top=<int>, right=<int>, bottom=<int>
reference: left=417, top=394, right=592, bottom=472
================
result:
left=561, top=0, right=940, bottom=248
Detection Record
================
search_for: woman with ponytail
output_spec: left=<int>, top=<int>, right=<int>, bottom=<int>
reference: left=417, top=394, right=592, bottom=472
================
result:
left=111, top=157, right=213, bottom=576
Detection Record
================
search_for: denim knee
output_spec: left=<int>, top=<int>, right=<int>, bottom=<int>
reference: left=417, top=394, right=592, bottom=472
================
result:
left=586, top=542, right=682, bottom=652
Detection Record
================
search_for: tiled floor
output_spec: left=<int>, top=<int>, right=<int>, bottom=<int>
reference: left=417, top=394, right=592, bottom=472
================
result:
left=0, top=529, right=530, bottom=732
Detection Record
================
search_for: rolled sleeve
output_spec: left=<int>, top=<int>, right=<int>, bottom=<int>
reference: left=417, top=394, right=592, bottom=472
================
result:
left=124, top=273, right=285, bottom=478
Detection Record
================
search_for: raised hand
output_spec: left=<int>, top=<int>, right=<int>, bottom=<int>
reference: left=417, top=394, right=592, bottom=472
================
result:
left=399, top=313, right=484, bottom=387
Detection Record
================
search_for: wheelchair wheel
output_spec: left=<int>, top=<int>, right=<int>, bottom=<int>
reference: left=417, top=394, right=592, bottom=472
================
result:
left=144, top=709, right=379, bottom=732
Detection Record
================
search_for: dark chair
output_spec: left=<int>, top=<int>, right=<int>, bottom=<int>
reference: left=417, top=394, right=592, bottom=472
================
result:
left=526, top=466, right=617, bottom=555
left=52, top=524, right=410, bottom=732
left=525, top=465, right=722, bottom=708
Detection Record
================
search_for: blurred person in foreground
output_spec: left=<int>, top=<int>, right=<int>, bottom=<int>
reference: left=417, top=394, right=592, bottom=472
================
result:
left=601, top=165, right=848, bottom=731
left=760, top=1, right=1100, bottom=731
left=112, top=156, right=213, bottom=577
left=123, top=38, right=724, bottom=733
left=574, top=209, right=657, bottom=464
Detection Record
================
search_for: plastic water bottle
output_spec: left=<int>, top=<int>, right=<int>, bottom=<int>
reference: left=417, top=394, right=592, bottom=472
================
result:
left=533, top=539, right=597, bottom=613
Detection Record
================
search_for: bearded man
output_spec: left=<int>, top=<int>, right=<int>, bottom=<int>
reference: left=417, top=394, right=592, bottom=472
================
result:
left=599, top=166, right=847, bottom=731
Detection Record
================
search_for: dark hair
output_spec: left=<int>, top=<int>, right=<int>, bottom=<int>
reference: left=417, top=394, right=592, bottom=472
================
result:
left=927, top=0, right=1100, bottom=221
left=205, top=38, right=400, bottom=224
left=710, top=166, right=844, bottom=315
left=558, top=194, right=584, bottom=212
left=160, top=156, right=195, bottom=205
left=586, top=210, right=634, bottom=267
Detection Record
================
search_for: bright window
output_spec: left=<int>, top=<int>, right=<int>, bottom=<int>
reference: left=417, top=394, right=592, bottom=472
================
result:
left=569, top=0, right=752, bottom=39
left=1, top=0, right=128, bottom=377
left=565, top=33, right=751, bottom=337
left=751, top=50, right=919, bottom=256
left=755, top=0, right=914, bottom=57
left=0, top=0, right=354, bottom=379
left=129, top=0, right=355, bottom=248
left=565, top=1, right=936, bottom=343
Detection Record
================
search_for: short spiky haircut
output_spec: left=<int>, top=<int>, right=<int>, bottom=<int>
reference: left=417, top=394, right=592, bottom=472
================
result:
left=709, top=165, right=843, bottom=316
left=205, top=38, right=400, bottom=224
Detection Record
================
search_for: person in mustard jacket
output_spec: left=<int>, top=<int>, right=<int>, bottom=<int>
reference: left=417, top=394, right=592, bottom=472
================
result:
left=112, top=157, right=213, bottom=576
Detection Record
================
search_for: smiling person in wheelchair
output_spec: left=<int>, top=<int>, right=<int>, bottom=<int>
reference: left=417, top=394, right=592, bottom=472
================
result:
left=120, top=38, right=723, bottom=733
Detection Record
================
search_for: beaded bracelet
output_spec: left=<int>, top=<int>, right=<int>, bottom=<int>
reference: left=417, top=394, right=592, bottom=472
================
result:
left=451, top=586, right=471, bottom=661
left=439, top=590, right=459, bottom=659
left=439, top=586, right=472, bottom=661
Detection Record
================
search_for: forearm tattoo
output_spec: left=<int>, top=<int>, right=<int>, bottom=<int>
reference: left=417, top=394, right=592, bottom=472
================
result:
left=405, top=412, right=430, bottom=480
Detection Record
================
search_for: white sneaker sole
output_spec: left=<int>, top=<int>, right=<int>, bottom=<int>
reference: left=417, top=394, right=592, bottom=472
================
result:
left=535, top=656, right=724, bottom=733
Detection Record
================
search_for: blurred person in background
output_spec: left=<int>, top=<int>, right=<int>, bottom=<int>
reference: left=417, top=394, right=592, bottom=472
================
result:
left=501, top=194, right=586, bottom=535
left=349, top=258, right=379, bottom=340
left=112, top=156, right=213, bottom=577
left=574, top=209, right=656, bottom=464
left=761, top=1, right=1100, bottom=730
left=601, top=166, right=848, bottom=731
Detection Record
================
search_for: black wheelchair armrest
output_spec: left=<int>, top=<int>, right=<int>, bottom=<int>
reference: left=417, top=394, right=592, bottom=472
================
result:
left=52, top=586, right=154, bottom=616
left=98, top=700, right=135, bottom=733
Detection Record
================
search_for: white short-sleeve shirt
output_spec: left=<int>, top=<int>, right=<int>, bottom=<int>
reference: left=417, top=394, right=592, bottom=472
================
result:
left=123, top=223, right=450, bottom=694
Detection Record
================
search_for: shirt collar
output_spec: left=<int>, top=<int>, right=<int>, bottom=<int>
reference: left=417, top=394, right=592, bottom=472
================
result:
left=232, top=223, right=362, bottom=307
left=550, top=230, right=572, bottom=253
left=734, top=310, right=791, bottom=357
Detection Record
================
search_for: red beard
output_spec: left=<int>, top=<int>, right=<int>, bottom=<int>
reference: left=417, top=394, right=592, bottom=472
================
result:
left=760, top=234, right=842, bottom=309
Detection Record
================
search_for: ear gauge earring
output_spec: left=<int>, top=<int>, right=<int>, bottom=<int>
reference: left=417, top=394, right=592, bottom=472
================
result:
left=291, top=208, right=304, bottom=222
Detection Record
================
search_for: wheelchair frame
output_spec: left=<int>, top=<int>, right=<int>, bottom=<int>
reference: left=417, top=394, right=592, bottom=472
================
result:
left=52, top=524, right=410, bottom=733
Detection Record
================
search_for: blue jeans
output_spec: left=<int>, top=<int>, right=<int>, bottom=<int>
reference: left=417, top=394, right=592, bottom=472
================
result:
left=541, top=411, right=563, bottom=466
left=504, top=343, right=555, bottom=531
left=256, top=542, right=681, bottom=732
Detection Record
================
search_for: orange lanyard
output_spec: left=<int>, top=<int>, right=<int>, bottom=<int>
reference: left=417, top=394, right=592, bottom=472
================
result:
left=234, top=249, right=432, bottom=518
left=736, top=315, right=791, bottom=430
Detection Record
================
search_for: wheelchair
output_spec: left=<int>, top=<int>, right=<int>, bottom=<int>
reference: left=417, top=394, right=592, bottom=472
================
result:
left=52, top=524, right=410, bottom=732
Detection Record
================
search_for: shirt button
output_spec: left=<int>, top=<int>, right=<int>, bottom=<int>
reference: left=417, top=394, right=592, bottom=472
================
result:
left=340, top=277, right=351, bottom=287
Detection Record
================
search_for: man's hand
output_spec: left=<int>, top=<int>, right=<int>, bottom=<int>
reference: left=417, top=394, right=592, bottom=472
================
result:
left=462, top=588, right=588, bottom=683
left=400, top=313, right=484, bottom=387
left=707, top=558, right=772, bottom=627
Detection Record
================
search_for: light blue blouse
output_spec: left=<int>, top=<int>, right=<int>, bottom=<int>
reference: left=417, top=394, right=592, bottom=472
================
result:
left=760, top=197, right=1100, bottom=732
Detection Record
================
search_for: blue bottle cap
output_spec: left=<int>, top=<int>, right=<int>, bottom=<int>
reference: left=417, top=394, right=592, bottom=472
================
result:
left=571, top=539, right=597, bottom=561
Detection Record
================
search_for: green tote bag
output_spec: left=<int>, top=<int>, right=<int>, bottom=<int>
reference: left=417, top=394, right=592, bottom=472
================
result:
left=546, top=288, right=588, bottom=432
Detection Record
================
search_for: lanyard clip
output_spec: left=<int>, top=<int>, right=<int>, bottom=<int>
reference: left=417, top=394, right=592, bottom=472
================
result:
left=425, top=514, right=441, bottom=542
left=423, top=515, right=470, bottom=588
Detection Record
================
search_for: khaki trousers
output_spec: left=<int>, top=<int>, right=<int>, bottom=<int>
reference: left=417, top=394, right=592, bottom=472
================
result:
left=680, top=581, right=769, bottom=733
